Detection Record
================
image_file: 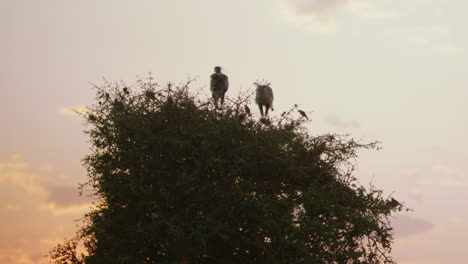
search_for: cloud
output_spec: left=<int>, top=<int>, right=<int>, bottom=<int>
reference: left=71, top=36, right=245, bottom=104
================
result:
left=0, top=154, right=92, bottom=212
left=432, top=165, right=459, bottom=176
left=422, top=165, right=467, bottom=187
left=6, top=203, right=21, bottom=212
left=326, top=115, right=360, bottom=128
left=0, top=155, right=91, bottom=264
left=57, top=104, right=90, bottom=117
left=0, top=155, right=47, bottom=196
left=284, top=0, right=349, bottom=16
left=0, top=242, right=52, bottom=264
left=39, top=202, right=91, bottom=216
left=406, top=26, right=462, bottom=56
left=449, top=217, right=464, bottom=224
left=0, top=154, right=27, bottom=169
left=0, top=249, right=37, bottom=264
left=278, top=0, right=347, bottom=32
left=47, top=185, right=92, bottom=208
left=392, top=215, right=434, bottom=237
left=434, top=171, right=466, bottom=186
left=277, top=0, right=398, bottom=32
left=408, top=188, right=424, bottom=203
left=399, top=169, right=423, bottom=178
left=38, top=163, right=55, bottom=174
left=399, top=165, right=467, bottom=188
left=347, top=0, right=399, bottom=20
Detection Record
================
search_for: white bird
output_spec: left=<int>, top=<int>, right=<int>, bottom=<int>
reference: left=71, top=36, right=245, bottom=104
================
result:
left=210, top=66, right=229, bottom=109
left=254, top=82, right=274, bottom=117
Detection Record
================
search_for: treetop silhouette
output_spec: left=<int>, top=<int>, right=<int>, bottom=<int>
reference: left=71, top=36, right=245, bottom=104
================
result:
left=50, top=76, right=403, bottom=264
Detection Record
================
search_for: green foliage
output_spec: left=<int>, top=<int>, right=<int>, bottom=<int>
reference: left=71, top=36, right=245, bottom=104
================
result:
left=50, top=76, right=403, bottom=264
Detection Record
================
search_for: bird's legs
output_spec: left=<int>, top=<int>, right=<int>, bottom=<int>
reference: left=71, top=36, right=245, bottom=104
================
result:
left=264, top=104, right=270, bottom=116
left=220, top=95, right=225, bottom=107
left=258, top=105, right=264, bottom=117
left=213, top=95, right=219, bottom=109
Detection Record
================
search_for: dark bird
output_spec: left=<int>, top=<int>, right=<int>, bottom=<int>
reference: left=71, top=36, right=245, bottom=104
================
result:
left=210, top=66, right=229, bottom=109
left=389, top=198, right=401, bottom=207
left=254, top=81, right=274, bottom=117
left=244, top=105, right=251, bottom=116
left=145, top=90, right=156, bottom=100
left=298, top=110, right=309, bottom=120
left=88, top=114, right=97, bottom=122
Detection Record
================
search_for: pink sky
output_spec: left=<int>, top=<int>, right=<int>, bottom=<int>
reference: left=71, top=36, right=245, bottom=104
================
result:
left=2, top=1, right=468, bottom=263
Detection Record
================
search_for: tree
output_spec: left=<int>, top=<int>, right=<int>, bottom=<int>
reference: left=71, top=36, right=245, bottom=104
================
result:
left=49, top=76, right=403, bottom=264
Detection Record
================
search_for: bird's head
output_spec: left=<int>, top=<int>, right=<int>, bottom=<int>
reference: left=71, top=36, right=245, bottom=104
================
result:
left=253, top=80, right=271, bottom=88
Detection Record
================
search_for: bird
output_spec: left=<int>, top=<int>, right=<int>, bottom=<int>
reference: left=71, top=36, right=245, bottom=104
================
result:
left=145, top=90, right=156, bottom=100
left=389, top=198, right=401, bottom=207
left=210, top=66, right=229, bottom=109
left=298, top=110, right=309, bottom=120
left=254, top=81, right=274, bottom=117
left=244, top=105, right=251, bottom=116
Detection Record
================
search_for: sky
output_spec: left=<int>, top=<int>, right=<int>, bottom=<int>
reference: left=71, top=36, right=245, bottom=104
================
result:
left=1, top=0, right=467, bottom=263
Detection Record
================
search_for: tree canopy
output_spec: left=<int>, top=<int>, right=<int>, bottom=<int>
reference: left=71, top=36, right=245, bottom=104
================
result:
left=50, top=77, right=403, bottom=264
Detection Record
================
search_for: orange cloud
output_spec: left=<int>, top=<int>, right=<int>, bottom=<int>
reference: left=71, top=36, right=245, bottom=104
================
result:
left=0, top=154, right=92, bottom=264
left=0, top=154, right=47, bottom=197
left=39, top=202, right=92, bottom=216
left=0, top=154, right=27, bottom=169
left=0, top=154, right=93, bottom=211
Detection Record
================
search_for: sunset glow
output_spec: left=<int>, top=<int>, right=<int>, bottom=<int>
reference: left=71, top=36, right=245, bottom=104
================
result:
left=2, top=0, right=468, bottom=263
